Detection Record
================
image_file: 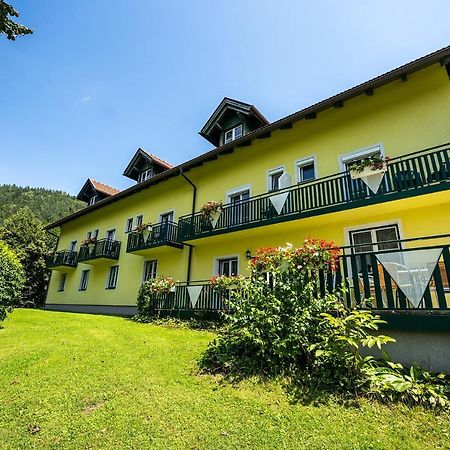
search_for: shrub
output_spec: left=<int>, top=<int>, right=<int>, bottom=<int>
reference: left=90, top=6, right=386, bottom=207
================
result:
left=136, top=276, right=176, bottom=316
left=0, top=240, right=25, bottom=323
left=200, top=239, right=450, bottom=409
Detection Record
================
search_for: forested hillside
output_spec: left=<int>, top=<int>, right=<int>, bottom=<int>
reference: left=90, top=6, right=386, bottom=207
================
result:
left=0, top=185, right=83, bottom=225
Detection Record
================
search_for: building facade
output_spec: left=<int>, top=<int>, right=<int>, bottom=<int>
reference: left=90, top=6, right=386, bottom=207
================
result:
left=45, top=47, right=450, bottom=368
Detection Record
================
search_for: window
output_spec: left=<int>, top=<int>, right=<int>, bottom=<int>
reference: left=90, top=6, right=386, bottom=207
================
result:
left=58, top=273, right=67, bottom=292
left=106, top=229, right=116, bottom=241
left=217, top=257, right=238, bottom=276
left=267, top=167, right=284, bottom=192
left=86, top=231, right=92, bottom=240
left=224, top=124, right=243, bottom=144
left=79, top=270, right=90, bottom=291
left=139, top=168, right=153, bottom=182
left=296, top=157, right=316, bottom=183
left=86, top=229, right=99, bottom=240
left=136, top=215, right=144, bottom=228
left=89, top=195, right=98, bottom=206
left=143, top=260, right=158, bottom=282
left=68, top=240, right=77, bottom=252
left=160, top=211, right=174, bottom=224
left=106, top=266, right=119, bottom=289
left=125, top=218, right=133, bottom=233
left=349, top=224, right=401, bottom=273
left=229, top=189, right=250, bottom=225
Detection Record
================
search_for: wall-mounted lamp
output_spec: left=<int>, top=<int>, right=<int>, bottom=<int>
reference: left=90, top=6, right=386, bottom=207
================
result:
left=245, top=249, right=253, bottom=260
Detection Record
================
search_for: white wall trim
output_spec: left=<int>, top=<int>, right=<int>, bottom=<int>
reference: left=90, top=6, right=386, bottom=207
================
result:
left=212, top=254, right=241, bottom=276
left=338, top=143, right=385, bottom=172
left=226, top=184, right=251, bottom=202
left=294, top=154, right=318, bottom=183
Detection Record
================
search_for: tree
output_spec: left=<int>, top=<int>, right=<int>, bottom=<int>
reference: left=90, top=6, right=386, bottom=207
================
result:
left=0, top=1, right=32, bottom=40
left=0, top=208, right=50, bottom=307
left=0, top=240, right=25, bottom=323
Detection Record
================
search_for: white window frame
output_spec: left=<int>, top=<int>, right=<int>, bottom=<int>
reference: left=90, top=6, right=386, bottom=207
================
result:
left=139, top=168, right=153, bottom=182
left=69, top=240, right=77, bottom=252
left=58, top=273, right=67, bottom=292
left=295, top=155, right=317, bottom=184
left=89, top=195, right=98, bottom=206
left=125, top=218, right=134, bottom=233
left=136, top=215, right=144, bottom=228
left=344, top=219, right=404, bottom=248
left=106, top=265, right=119, bottom=289
left=267, top=166, right=285, bottom=192
left=142, top=260, right=158, bottom=283
left=223, top=124, right=243, bottom=144
left=159, top=210, right=175, bottom=224
left=213, top=254, right=240, bottom=276
left=79, top=269, right=90, bottom=291
left=339, top=143, right=385, bottom=173
left=106, top=228, right=116, bottom=241
left=226, top=184, right=251, bottom=203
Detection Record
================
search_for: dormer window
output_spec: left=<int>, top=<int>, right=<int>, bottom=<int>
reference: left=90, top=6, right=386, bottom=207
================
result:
left=224, top=124, right=243, bottom=144
left=89, top=195, right=98, bottom=206
left=139, top=168, right=153, bottom=182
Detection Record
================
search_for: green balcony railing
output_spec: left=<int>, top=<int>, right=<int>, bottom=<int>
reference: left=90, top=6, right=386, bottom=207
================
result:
left=178, top=143, right=450, bottom=241
left=78, top=238, right=121, bottom=263
left=46, top=250, right=78, bottom=269
left=126, top=221, right=182, bottom=253
left=148, top=236, right=450, bottom=317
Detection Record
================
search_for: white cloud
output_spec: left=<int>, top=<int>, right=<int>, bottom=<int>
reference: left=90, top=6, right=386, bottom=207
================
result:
left=80, top=96, right=92, bottom=103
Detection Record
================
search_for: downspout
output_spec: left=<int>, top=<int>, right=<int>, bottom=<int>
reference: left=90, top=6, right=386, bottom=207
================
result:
left=180, top=169, right=197, bottom=283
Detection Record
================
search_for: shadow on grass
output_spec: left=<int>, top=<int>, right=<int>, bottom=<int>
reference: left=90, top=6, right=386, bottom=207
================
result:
left=130, top=314, right=223, bottom=332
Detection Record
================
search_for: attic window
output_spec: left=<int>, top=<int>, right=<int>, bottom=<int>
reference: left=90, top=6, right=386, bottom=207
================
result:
left=139, top=168, right=153, bottom=182
left=89, top=195, right=98, bottom=206
left=224, top=124, right=243, bottom=144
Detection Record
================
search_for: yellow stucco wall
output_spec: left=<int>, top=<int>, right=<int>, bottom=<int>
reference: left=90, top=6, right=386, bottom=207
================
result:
left=46, top=62, right=450, bottom=307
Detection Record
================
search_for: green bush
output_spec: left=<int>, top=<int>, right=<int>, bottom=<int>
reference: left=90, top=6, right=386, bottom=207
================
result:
left=0, top=240, right=25, bottom=323
left=200, top=240, right=450, bottom=409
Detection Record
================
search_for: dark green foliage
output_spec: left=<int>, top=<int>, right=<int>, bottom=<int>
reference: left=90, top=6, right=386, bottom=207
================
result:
left=0, top=208, right=50, bottom=307
left=0, top=240, right=24, bottom=323
left=0, top=1, right=32, bottom=40
left=0, top=184, right=83, bottom=226
left=200, top=242, right=450, bottom=409
left=136, top=281, right=157, bottom=317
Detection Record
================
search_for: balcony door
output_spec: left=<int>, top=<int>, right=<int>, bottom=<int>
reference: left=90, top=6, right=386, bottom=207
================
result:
left=158, top=211, right=174, bottom=240
left=229, top=189, right=250, bottom=227
left=105, top=229, right=116, bottom=256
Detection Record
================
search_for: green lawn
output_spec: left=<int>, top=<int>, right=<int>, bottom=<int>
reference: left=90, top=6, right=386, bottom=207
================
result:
left=0, top=310, right=449, bottom=449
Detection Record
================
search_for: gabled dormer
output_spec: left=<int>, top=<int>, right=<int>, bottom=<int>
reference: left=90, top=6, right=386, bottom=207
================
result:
left=77, top=179, right=120, bottom=206
left=123, top=148, right=174, bottom=183
left=199, top=97, right=269, bottom=147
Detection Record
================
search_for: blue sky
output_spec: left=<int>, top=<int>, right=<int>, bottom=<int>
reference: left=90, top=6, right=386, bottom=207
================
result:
left=1, top=1, right=449, bottom=195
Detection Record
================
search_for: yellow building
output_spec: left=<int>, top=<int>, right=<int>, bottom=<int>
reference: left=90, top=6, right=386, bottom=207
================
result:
left=45, top=45, right=450, bottom=349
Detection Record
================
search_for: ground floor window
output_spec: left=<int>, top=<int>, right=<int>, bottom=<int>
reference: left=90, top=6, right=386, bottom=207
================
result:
left=348, top=223, right=401, bottom=272
left=106, top=266, right=119, bottom=289
left=79, top=269, right=90, bottom=291
left=217, top=257, right=238, bottom=276
left=143, top=260, right=158, bottom=282
left=58, top=273, right=67, bottom=292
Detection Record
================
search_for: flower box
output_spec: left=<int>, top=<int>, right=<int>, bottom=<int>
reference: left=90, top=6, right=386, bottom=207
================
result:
left=350, top=163, right=387, bottom=180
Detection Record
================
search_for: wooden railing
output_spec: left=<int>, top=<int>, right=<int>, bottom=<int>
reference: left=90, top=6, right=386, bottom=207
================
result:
left=46, top=250, right=78, bottom=268
left=78, top=239, right=121, bottom=262
left=178, top=143, right=450, bottom=241
left=127, top=222, right=181, bottom=253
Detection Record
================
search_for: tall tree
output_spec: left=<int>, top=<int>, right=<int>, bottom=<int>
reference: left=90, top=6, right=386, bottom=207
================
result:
left=0, top=208, right=50, bottom=307
left=0, top=1, right=32, bottom=40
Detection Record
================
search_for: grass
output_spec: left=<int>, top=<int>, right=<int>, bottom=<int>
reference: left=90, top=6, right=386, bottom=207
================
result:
left=0, top=310, right=449, bottom=449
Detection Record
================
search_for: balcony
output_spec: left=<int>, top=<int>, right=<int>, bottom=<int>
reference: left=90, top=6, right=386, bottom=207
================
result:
left=147, top=236, right=450, bottom=326
left=46, top=250, right=78, bottom=270
left=178, top=143, right=450, bottom=241
left=78, top=238, right=121, bottom=264
left=126, top=222, right=183, bottom=254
